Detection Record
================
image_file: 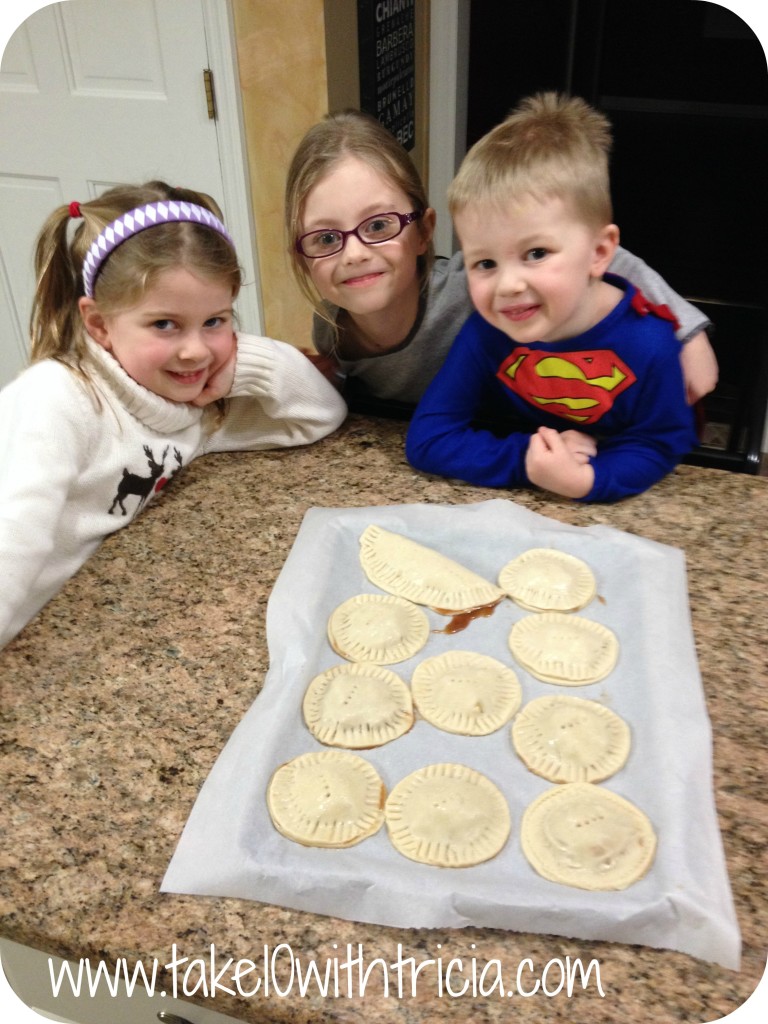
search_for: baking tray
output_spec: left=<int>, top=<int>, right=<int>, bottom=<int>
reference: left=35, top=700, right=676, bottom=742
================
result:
left=162, top=499, right=740, bottom=969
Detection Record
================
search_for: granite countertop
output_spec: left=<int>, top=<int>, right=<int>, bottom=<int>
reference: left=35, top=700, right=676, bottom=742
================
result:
left=1, top=414, right=766, bottom=1024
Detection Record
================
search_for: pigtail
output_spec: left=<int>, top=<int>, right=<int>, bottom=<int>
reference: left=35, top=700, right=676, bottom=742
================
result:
left=29, top=205, right=84, bottom=366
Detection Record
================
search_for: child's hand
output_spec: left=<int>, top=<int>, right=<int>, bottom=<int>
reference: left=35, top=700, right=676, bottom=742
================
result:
left=680, top=331, right=718, bottom=404
left=525, top=426, right=595, bottom=499
left=301, top=348, right=346, bottom=391
left=192, top=333, right=238, bottom=406
left=558, top=429, right=598, bottom=464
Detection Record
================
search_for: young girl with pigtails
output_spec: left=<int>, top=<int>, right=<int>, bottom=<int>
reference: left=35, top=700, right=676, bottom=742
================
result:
left=0, top=181, right=346, bottom=649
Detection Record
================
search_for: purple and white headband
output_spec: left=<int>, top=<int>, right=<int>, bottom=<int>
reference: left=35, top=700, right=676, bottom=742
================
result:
left=79, top=200, right=235, bottom=298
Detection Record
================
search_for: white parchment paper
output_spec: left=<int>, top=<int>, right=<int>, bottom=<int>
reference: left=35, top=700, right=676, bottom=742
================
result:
left=161, top=499, right=741, bottom=969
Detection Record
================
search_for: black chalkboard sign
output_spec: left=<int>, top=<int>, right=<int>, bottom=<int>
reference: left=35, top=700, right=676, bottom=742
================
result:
left=357, top=0, right=416, bottom=150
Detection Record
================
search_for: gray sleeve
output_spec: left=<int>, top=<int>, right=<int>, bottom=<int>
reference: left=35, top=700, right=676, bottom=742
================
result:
left=609, top=246, right=711, bottom=343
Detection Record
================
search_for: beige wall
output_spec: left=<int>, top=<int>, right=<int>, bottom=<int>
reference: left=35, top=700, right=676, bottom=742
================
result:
left=231, top=0, right=327, bottom=346
left=232, top=0, right=430, bottom=347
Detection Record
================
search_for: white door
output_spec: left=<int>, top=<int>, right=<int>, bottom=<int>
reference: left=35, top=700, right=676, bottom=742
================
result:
left=0, top=0, right=260, bottom=389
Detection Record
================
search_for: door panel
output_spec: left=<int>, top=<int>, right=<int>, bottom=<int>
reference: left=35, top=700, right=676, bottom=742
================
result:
left=0, top=176, right=61, bottom=381
left=60, top=1, right=168, bottom=97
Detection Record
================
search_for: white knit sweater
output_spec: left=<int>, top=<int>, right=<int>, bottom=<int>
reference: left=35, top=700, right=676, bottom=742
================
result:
left=0, top=332, right=347, bottom=648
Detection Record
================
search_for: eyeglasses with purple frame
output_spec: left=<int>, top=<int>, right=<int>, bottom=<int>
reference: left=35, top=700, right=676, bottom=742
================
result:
left=295, top=210, right=422, bottom=259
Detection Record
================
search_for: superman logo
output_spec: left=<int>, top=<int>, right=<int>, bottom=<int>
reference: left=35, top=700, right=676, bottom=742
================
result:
left=496, top=348, right=636, bottom=425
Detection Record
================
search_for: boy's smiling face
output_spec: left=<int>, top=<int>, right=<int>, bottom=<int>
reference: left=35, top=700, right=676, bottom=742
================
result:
left=455, top=194, right=619, bottom=345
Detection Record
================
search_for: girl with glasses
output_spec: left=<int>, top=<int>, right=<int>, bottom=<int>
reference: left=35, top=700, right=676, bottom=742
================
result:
left=285, top=109, right=717, bottom=412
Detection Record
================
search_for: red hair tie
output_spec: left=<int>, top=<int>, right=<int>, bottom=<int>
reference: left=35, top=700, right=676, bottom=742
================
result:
left=68, top=201, right=82, bottom=218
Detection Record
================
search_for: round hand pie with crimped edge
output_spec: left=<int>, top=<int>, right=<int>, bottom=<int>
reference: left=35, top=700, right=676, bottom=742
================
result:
left=411, top=651, right=522, bottom=736
left=498, top=548, right=596, bottom=612
left=521, top=782, right=657, bottom=890
left=385, top=763, right=511, bottom=867
left=328, top=593, right=429, bottom=665
left=508, top=612, right=619, bottom=685
left=303, top=663, right=414, bottom=749
left=359, top=525, right=505, bottom=612
left=511, top=695, right=631, bottom=782
left=266, top=750, right=386, bottom=848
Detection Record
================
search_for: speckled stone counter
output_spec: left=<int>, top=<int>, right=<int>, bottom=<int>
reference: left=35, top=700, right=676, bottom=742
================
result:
left=1, top=415, right=766, bottom=1024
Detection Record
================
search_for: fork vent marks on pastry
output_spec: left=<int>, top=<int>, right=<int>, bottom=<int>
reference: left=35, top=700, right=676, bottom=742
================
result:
left=511, top=695, right=630, bottom=782
left=508, top=612, right=619, bottom=685
left=385, top=763, right=511, bottom=867
left=411, top=651, right=522, bottom=736
left=303, top=663, right=414, bottom=749
left=498, top=548, right=597, bottom=612
left=359, top=525, right=505, bottom=612
left=266, top=751, right=386, bottom=848
left=520, top=783, right=657, bottom=890
left=327, top=593, right=430, bottom=664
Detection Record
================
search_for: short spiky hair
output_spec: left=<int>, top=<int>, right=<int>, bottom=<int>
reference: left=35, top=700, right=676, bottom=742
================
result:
left=448, top=92, right=613, bottom=228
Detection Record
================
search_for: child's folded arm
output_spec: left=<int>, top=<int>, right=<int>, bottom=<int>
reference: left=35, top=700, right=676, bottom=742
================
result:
left=405, top=325, right=531, bottom=487
left=203, top=333, right=347, bottom=453
left=609, top=246, right=711, bottom=345
left=582, top=351, right=698, bottom=502
left=406, top=409, right=530, bottom=487
left=0, top=366, right=93, bottom=648
left=584, top=428, right=693, bottom=502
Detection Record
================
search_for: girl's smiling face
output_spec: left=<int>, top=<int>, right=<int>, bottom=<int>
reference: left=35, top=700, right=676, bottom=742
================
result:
left=79, top=267, right=235, bottom=403
left=300, top=156, right=433, bottom=327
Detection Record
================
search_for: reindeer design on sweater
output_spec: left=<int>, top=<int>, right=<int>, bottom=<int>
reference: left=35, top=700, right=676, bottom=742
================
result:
left=108, top=445, right=183, bottom=516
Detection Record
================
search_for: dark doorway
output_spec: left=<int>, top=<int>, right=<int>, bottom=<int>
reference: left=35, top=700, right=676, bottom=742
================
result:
left=466, top=0, right=768, bottom=471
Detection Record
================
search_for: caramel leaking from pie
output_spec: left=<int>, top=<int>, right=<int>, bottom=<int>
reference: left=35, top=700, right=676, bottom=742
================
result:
left=385, top=763, right=511, bottom=867
left=498, top=548, right=596, bottom=612
left=303, top=663, right=414, bottom=749
left=508, top=612, right=619, bottom=685
left=511, top=695, right=631, bottom=783
left=359, top=525, right=505, bottom=612
left=267, top=750, right=386, bottom=848
left=327, top=593, right=429, bottom=665
left=411, top=651, right=522, bottom=736
left=521, top=782, right=656, bottom=890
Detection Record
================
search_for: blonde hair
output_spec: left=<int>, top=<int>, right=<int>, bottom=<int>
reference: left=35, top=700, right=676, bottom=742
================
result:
left=448, top=92, right=613, bottom=228
left=285, top=110, right=433, bottom=324
left=30, top=181, right=241, bottom=414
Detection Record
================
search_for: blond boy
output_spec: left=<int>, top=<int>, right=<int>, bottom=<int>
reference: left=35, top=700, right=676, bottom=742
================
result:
left=406, top=93, right=698, bottom=502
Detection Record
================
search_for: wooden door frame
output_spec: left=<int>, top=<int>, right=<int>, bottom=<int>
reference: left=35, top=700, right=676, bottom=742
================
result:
left=201, top=0, right=263, bottom=333
left=427, top=0, right=469, bottom=259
